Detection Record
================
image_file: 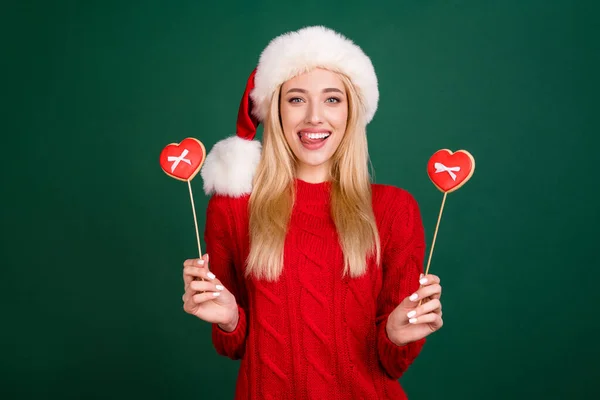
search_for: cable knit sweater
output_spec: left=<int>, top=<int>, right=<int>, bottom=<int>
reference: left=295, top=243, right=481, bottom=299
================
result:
left=204, top=178, right=426, bottom=400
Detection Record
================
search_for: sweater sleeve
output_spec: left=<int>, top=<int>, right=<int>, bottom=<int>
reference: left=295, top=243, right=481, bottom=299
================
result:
left=204, top=195, right=248, bottom=360
left=376, top=191, right=427, bottom=380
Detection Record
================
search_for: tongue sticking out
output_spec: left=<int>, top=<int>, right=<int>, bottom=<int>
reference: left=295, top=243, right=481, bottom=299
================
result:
left=300, top=134, right=329, bottom=145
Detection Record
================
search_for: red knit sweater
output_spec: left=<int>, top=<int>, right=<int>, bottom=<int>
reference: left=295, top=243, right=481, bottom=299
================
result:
left=204, top=178, right=426, bottom=399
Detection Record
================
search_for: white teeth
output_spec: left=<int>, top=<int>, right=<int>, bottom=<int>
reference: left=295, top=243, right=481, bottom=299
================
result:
left=301, top=132, right=331, bottom=139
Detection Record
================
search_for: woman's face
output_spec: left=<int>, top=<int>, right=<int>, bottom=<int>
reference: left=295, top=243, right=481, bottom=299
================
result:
left=279, top=68, right=348, bottom=182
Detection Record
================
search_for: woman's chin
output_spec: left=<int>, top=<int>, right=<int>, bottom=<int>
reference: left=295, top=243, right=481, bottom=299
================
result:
left=295, top=154, right=331, bottom=169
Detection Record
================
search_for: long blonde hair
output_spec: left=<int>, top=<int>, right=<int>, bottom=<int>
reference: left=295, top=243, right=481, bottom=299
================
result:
left=246, top=71, right=381, bottom=281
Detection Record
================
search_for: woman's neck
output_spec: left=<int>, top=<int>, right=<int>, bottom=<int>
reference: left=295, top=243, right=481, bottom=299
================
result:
left=294, top=163, right=331, bottom=183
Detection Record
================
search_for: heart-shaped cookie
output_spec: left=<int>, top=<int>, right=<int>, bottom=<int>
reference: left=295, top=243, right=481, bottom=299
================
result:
left=159, top=138, right=206, bottom=181
left=427, top=149, right=475, bottom=193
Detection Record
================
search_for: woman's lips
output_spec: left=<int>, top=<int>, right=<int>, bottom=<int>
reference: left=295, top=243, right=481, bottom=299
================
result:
left=298, top=130, right=331, bottom=150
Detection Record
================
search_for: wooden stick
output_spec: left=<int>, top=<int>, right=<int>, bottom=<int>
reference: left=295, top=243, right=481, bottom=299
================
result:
left=418, top=191, right=447, bottom=307
left=425, top=191, right=446, bottom=276
left=187, top=179, right=202, bottom=258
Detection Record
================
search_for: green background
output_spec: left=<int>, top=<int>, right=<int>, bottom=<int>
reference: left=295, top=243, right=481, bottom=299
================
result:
left=2, top=0, right=598, bottom=398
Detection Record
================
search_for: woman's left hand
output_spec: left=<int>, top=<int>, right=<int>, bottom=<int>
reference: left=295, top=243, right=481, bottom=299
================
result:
left=386, top=273, right=443, bottom=346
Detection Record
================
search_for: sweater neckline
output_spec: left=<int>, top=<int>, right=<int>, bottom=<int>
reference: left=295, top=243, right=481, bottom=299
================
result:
left=294, top=178, right=331, bottom=205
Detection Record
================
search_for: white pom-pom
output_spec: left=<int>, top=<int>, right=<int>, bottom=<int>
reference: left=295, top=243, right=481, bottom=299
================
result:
left=200, top=135, right=262, bottom=197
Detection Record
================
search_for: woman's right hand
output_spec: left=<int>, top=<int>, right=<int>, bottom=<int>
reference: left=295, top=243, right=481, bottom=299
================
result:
left=182, top=254, right=239, bottom=331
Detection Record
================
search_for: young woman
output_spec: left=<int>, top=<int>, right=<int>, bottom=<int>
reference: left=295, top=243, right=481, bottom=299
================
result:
left=181, top=26, right=443, bottom=399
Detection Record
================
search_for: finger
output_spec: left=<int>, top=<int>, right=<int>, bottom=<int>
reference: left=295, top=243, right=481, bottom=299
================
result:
left=418, top=273, right=441, bottom=286
left=408, top=284, right=442, bottom=303
left=183, top=266, right=207, bottom=286
left=407, top=312, right=443, bottom=327
left=183, top=256, right=207, bottom=268
left=190, top=265, right=217, bottom=282
left=183, top=256, right=208, bottom=285
left=182, top=286, right=194, bottom=303
left=189, top=280, right=225, bottom=293
left=184, top=272, right=222, bottom=300
left=192, top=291, right=222, bottom=304
left=183, top=288, right=204, bottom=314
left=418, top=274, right=442, bottom=301
left=407, top=299, right=441, bottom=320
left=183, top=267, right=203, bottom=287
left=183, top=262, right=216, bottom=286
left=182, top=278, right=202, bottom=299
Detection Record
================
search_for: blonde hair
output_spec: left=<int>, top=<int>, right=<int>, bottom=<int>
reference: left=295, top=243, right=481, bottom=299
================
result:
left=246, top=72, right=381, bottom=281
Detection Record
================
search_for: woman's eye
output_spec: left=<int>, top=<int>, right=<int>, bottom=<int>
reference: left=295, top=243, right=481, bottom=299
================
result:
left=326, top=97, right=341, bottom=103
left=289, top=97, right=304, bottom=103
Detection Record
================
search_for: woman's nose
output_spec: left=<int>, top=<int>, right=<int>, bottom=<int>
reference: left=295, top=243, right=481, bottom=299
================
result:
left=305, top=102, right=323, bottom=124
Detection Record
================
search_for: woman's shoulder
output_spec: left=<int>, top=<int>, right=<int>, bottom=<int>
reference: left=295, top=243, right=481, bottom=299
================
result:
left=371, top=183, right=419, bottom=210
left=371, top=183, right=422, bottom=228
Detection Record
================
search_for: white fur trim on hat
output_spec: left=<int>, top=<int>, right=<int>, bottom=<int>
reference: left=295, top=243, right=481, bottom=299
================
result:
left=200, top=136, right=262, bottom=197
left=250, top=25, right=379, bottom=124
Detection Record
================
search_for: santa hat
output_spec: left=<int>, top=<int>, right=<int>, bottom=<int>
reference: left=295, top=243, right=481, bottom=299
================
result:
left=200, top=25, right=379, bottom=197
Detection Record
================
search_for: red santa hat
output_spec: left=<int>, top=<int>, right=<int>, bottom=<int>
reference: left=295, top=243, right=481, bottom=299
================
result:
left=200, top=25, right=379, bottom=197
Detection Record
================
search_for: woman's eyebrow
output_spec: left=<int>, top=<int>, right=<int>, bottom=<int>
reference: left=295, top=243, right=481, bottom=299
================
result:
left=286, top=88, right=307, bottom=94
left=285, top=88, right=344, bottom=94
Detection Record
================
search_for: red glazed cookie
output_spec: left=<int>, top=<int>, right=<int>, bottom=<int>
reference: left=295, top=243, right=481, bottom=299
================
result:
left=427, top=149, right=475, bottom=193
left=159, top=138, right=206, bottom=181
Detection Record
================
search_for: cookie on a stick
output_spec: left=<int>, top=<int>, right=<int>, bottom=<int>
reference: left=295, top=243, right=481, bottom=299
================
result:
left=159, top=137, right=206, bottom=258
left=420, top=149, right=475, bottom=305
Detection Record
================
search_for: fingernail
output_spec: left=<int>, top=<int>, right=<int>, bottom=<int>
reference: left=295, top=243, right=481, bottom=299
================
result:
left=419, top=278, right=428, bottom=285
left=213, top=292, right=220, bottom=297
left=409, top=293, right=418, bottom=301
left=207, top=272, right=216, bottom=280
left=197, top=259, right=204, bottom=265
left=420, top=273, right=424, bottom=279
left=409, top=318, right=417, bottom=324
left=215, top=284, right=224, bottom=290
left=407, top=310, right=416, bottom=318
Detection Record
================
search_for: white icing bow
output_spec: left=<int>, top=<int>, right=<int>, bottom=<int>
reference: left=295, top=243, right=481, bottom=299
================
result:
left=168, top=149, right=192, bottom=173
left=434, top=162, right=460, bottom=181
